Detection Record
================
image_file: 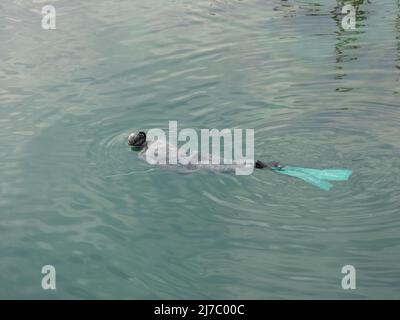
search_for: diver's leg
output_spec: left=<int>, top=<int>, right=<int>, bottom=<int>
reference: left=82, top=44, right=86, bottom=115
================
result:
left=255, top=160, right=267, bottom=169
left=254, top=160, right=282, bottom=169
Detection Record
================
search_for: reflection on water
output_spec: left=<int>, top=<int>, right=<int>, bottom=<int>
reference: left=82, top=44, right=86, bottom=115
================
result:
left=1, top=0, right=400, bottom=299
left=332, top=0, right=369, bottom=86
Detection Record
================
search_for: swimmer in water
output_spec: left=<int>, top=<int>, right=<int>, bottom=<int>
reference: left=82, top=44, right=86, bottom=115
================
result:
left=127, top=131, right=352, bottom=191
left=127, top=131, right=283, bottom=171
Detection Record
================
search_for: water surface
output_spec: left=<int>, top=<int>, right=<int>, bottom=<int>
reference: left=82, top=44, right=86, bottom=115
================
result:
left=1, top=0, right=400, bottom=299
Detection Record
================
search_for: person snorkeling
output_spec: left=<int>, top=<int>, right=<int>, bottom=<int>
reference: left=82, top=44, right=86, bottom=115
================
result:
left=128, top=131, right=352, bottom=191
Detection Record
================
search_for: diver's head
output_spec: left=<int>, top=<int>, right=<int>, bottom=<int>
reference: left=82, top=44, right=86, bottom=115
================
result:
left=128, top=131, right=147, bottom=148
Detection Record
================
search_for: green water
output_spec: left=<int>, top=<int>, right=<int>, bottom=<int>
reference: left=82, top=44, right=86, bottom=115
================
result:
left=1, top=0, right=400, bottom=299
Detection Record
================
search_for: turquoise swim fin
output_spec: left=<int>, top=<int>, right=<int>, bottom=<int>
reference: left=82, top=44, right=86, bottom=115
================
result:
left=283, top=167, right=352, bottom=181
left=271, top=166, right=352, bottom=191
